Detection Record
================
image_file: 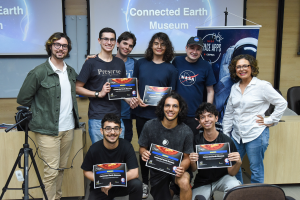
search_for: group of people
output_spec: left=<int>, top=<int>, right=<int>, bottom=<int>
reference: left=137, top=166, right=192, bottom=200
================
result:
left=17, top=26, right=287, bottom=200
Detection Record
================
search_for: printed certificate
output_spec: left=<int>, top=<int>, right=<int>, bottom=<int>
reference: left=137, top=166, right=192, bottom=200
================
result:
left=93, top=163, right=127, bottom=188
left=196, top=143, right=232, bottom=169
left=146, top=143, right=183, bottom=176
left=143, top=85, right=172, bottom=106
left=108, top=78, right=137, bottom=100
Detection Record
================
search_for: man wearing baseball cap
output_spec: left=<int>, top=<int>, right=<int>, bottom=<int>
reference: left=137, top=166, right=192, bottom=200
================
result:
left=172, top=36, right=216, bottom=136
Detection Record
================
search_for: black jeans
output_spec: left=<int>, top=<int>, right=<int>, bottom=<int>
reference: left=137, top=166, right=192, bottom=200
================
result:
left=123, top=119, right=133, bottom=142
left=136, top=116, right=151, bottom=185
left=88, top=178, right=142, bottom=200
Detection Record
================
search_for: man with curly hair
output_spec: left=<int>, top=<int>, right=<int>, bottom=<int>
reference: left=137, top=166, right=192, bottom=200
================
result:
left=172, top=37, right=216, bottom=136
left=139, top=91, right=193, bottom=200
left=190, top=103, right=241, bottom=200
left=133, top=32, right=178, bottom=198
left=17, top=32, right=80, bottom=200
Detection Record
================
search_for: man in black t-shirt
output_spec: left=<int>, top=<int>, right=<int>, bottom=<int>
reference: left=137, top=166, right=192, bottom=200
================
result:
left=81, top=113, right=142, bottom=200
left=76, top=27, right=138, bottom=144
left=139, top=91, right=193, bottom=200
left=190, top=103, right=241, bottom=200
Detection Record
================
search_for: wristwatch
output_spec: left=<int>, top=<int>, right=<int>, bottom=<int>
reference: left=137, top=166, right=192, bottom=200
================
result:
left=95, top=91, right=99, bottom=98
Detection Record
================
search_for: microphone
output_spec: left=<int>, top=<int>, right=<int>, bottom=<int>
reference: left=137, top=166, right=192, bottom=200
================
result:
left=194, top=195, right=206, bottom=200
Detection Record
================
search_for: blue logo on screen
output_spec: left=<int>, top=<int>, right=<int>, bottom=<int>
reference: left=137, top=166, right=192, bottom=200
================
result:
left=194, top=37, right=200, bottom=42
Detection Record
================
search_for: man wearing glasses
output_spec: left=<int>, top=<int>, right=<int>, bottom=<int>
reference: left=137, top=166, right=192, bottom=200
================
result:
left=17, top=32, right=80, bottom=200
left=81, top=113, right=142, bottom=200
left=76, top=27, right=138, bottom=144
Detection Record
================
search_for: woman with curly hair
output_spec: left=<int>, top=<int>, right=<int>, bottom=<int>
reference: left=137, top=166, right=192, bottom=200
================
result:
left=132, top=32, right=177, bottom=198
left=222, top=54, right=287, bottom=184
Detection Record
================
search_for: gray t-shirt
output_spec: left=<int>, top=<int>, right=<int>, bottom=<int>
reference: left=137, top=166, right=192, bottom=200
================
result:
left=138, top=118, right=193, bottom=186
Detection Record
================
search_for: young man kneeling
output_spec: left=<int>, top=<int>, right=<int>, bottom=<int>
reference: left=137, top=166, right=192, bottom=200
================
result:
left=190, top=103, right=241, bottom=200
left=81, top=113, right=142, bottom=200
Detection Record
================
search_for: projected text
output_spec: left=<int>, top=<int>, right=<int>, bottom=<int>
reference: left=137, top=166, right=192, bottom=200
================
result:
left=0, top=6, right=23, bottom=15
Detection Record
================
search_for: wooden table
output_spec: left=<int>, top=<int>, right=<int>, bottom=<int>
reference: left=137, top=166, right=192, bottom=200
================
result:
left=0, top=128, right=85, bottom=199
left=242, top=116, right=300, bottom=184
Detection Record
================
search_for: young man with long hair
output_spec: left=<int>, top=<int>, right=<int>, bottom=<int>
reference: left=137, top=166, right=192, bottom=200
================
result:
left=139, top=91, right=193, bottom=200
left=132, top=32, right=178, bottom=198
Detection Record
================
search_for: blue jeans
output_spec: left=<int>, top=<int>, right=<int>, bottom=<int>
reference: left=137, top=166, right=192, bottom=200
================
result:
left=232, top=127, right=269, bottom=184
left=88, top=119, right=125, bottom=144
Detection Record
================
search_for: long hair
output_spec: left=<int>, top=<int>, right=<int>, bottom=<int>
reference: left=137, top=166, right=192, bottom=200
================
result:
left=45, top=32, right=72, bottom=56
left=155, top=91, right=188, bottom=124
left=228, top=54, right=259, bottom=82
left=144, top=32, right=174, bottom=63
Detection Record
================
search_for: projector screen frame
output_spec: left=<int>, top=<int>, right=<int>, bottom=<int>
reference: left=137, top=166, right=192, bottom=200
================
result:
left=0, top=0, right=67, bottom=58
left=87, top=0, right=247, bottom=57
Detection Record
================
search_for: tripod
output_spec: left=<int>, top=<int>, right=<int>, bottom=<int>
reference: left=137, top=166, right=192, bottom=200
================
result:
left=0, top=108, right=48, bottom=200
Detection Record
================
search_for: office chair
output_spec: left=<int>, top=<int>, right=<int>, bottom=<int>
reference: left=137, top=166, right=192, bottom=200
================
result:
left=287, top=86, right=300, bottom=115
left=223, top=183, right=295, bottom=200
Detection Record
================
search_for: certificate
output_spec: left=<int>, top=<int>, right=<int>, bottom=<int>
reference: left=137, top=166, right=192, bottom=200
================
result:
left=146, top=143, right=183, bottom=176
left=196, top=143, right=232, bottom=169
left=108, top=78, right=137, bottom=100
left=93, top=163, right=127, bottom=188
left=143, top=85, right=172, bottom=106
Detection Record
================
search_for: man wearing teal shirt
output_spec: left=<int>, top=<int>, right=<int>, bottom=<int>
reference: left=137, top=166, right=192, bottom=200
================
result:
left=116, top=31, right=137, bottom=142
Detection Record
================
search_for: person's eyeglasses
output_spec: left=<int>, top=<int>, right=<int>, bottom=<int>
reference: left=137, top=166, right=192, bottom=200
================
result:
left=236, top=65, right=250, bottom=70
left=164, top=104, right=179, bottom=109
left=101, top=38, right=116, bottom=43
left=103, top=126, right=120, bottom=133
left=53, top=43, right=68, bottom=50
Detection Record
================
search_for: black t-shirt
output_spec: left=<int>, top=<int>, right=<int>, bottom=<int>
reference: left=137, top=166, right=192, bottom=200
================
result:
left=81, top=139, right=138, bottom=190
left=138, top=118, right=193, bottom=186
left=77, top=56, right=126, bottom=119
left=132, top=58, right=178, bottom=119
left=193, top=132, right=238, bottom=189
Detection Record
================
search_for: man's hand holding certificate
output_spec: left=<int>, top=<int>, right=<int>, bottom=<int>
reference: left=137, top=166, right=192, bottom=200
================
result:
left=145, top=144, right=183, bottom=176
left=108, top=78, right=137, bottom=100
left=143, top=85, right=172, bottom=106
left=196, top=143, right=232, bottom=169
left=93, top=163, right=127, bottom=189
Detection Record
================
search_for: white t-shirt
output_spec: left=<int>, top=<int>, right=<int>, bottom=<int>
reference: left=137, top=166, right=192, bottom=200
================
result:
left=48, top=58, right=75, bottom=131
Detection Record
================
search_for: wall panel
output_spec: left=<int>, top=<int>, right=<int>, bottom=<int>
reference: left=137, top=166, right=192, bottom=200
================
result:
left=280, top=0, right=300, bottom=99
left=246, top=0, right=278, bottom=85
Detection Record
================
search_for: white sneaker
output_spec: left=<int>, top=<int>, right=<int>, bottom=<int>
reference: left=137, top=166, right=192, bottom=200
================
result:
left=142, top=183, right=149, bottom=199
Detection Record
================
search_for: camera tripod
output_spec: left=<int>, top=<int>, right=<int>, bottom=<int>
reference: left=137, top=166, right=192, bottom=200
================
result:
left=0, top=107, right=48, bottom=200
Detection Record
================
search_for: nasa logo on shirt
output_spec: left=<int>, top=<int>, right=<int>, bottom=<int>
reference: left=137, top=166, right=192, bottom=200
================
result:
left=162, top=139, right=169, bottom=146
left=179, top=70, right=199, bottom=86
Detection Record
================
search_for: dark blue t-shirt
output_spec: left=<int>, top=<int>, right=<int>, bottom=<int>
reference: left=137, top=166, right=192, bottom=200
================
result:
left=133, top=58, right=177, bottom=119
left=172, top=56, right=216, bottom=117
left=77, top=56, right=126, bottom=119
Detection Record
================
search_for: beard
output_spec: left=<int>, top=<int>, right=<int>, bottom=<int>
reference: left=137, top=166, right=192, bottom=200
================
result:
left=103, top=134, right=119, bottom=144
left=164, top=112, right=179, bottom=122
left=52, top=49, right=67, bottom=60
